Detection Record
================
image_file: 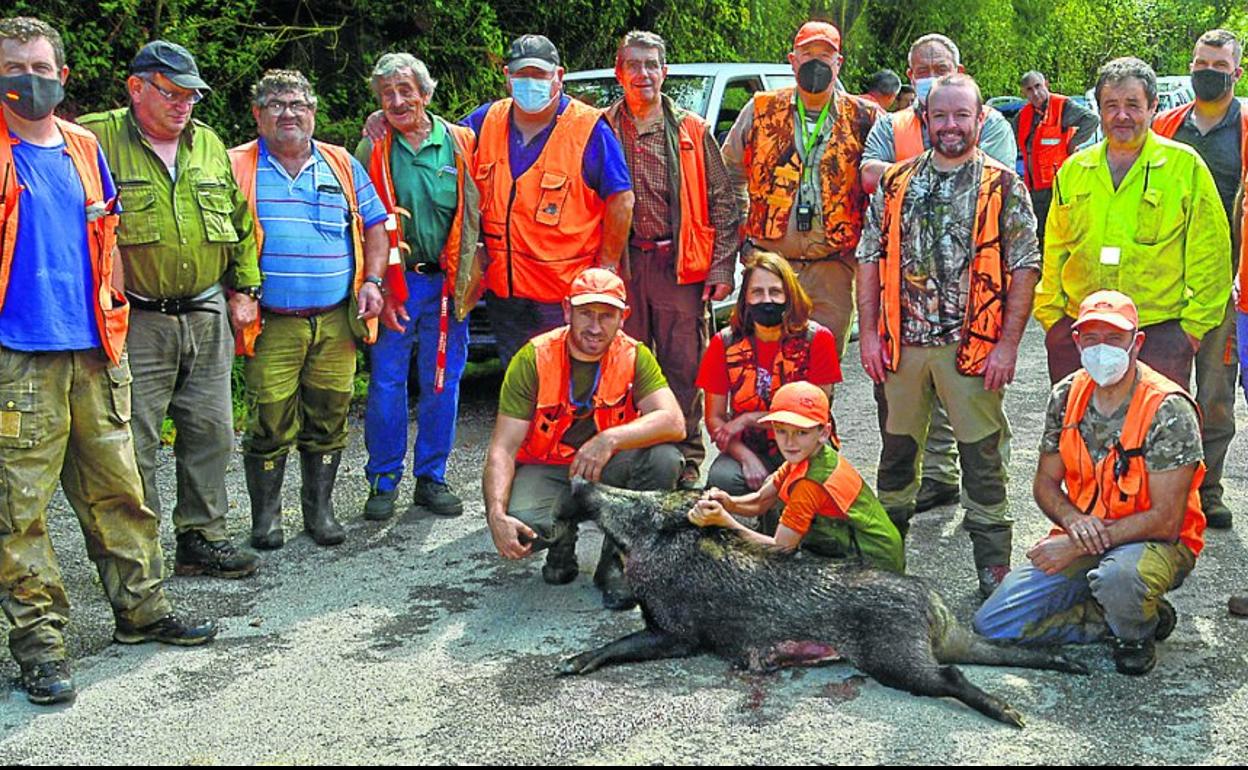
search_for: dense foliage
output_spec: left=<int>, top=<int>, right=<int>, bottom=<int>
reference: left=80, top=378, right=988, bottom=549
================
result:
left=24, top=0, right=1248, bottom=147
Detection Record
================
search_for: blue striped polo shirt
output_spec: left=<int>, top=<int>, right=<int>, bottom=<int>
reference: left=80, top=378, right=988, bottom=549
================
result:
left=254, top=138, right=387, bottom=311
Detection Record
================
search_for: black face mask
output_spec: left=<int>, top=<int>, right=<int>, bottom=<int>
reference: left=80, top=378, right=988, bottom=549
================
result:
left=797, top=59, right=834, bottom=94
left=1191, top=68, right=1233, bottom=101
left=747, top=301, right=787, bottom=328
left=0, top=73, right=64, bottom=121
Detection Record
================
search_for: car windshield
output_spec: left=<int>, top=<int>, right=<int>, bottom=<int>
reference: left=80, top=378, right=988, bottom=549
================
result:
left=564, top=75, right=714, bottom=117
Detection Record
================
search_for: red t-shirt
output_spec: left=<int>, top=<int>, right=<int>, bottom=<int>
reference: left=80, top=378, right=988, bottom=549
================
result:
left=695, top=326, right=842, bottom=396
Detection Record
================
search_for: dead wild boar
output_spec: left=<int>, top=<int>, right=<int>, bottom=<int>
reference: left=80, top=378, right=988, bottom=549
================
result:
left=551, top=479, right=1086, bottom=727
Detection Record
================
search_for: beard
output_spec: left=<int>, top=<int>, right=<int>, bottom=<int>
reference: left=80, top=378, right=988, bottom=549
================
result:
left=932, top=127, right=977, bottom=158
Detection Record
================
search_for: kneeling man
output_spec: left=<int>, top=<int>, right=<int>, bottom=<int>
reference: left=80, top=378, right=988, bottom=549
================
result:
left=484, top=268, right=686, bottom=609
left=974, top=291, right=1205, bottom=675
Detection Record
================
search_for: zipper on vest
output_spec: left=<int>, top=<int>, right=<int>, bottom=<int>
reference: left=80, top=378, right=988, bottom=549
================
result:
left=505, top=178, right=518, bottom=297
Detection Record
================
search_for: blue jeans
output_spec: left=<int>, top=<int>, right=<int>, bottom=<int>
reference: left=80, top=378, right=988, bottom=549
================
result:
left=364, top=272, right=469, bottom=489
left=1238, top=311, right=1248, bottom=405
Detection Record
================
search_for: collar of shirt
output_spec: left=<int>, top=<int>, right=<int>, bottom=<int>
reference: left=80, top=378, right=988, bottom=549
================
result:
left=509, top=94, right=570, bottom=148
left=620, top=100, right=666, bottom=136
left=394, top=115, right=447, bottom=158
left=1181, top=96, right=1242, bottom=134
left=1080, top=130, right=1171, bottom=181
left=125, top=106, right=195, bottom=161
left=792, top=89, right=839, bottom=133
left=258, top=135, right=320, bottom=183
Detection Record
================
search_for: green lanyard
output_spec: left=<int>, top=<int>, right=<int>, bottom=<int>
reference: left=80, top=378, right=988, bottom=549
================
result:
left=796, top=96, right=831, bottom=185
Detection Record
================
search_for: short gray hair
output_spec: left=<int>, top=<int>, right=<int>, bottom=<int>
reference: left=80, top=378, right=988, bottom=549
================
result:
left=616, top=30, right=667, bottom=67
left=1197, top=28, right=1242, bottom=64
left=909, top=33, right=960, bottom=67
left=251, top=69, right=317, bottom=108
left=370, top=52, right=437, bottom=98
left=1020, top=70, right=1046, bottom=87
left=1094, top=57, right=1157, bottom=107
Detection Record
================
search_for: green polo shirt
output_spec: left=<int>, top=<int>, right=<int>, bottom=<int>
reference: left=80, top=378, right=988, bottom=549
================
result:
left=78, top=107, right=260, bottom=297
left=354, top=116, right=458, bottom=267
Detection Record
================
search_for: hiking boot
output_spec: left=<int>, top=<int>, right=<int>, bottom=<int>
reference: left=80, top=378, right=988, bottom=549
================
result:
left=1111, top=637, right=1156, bottom=676
left=300, top=451, right=346, bottom=546
left=413, top=477, right=463, bottom=517
left=1203, top=500, right=1233, bottom=530
left=363, top=477, right=399, bottom=522
left=1155, top=598, right=1177, bottom=641
left=174, top=531, right=259, bottom=579
left=244, top=453, right=286, bottom=550
left=915, top=477, right=960, bottom=513
left=977, top=565, right=1011, bottom=600
left=19, top=660, right=75, bottom=705
left=676, top=463, right=701, bottom=491
left=113, top=615, right=218, bottom=646
left=1229, top=595, right=1248, bottom=617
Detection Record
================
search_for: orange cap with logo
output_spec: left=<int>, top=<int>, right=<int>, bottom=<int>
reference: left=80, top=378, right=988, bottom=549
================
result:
left=794, top=21, right=841, bottom=51
left=568, top=268, right=629, bottom=310
left=758, top=381, right=830, bottom=429
left=1073, top=290, right=1139, bottom=332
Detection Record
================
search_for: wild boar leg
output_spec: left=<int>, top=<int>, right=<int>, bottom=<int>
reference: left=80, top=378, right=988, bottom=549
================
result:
left=558, top=629, right=699, bottom=676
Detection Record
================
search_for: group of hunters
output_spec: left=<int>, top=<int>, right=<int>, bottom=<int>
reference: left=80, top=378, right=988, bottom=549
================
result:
left=1, top=12, right=1245, bottom=705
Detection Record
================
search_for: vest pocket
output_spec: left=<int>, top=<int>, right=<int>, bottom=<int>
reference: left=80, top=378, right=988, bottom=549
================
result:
left=0, top=388, right=40, bottom=450
left=105, top=357, right=133, bottom=426
left=196, top=181, right=240, bottom=243
left=535, top=172, right=569, bottom=226
left=116, top=180, right=160, bottom=246
left=1133, top=188, right=1166, bottom=245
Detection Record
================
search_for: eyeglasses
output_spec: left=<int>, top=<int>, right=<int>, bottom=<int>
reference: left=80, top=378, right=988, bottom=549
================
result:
left=140, top=76, right=202, bottom=106
left=261, top=99, right=314, bottom=116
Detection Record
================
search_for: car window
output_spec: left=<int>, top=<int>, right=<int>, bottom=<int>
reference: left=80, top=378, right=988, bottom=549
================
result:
left=563, top=75, right=714, bottom=117
left=716, top=77, right=765, bottom=140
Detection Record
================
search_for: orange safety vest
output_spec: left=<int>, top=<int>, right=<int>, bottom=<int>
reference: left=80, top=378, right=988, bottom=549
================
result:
left=742, top=88, right=876, bottom=254
left=516, top=326, right=641, bottom=466
left=892, top=105, right=994, bottom=162
left=603, top=100, right=716, bottom=285
left=0, top=113, right=126, bottom=365
left=474, top=98, right=606, bottom=302
left=1154, top=102, right=1248, bottom=313
left=721, top=325, right=818, bottom=416
left=1057, top=363, right=1206, bottom=556
left=876, top=153, right=1011, bottom=376
left=366, top=120, right=481, bottom=393
left=1018, top=94, right=1077, bottom=191
left=228, top=139, right=375, bottom=356
left=774, top=450, right=864, bottom=516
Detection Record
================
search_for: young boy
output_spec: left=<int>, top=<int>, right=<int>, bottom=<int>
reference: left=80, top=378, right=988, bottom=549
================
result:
left=688, top=381, right=905, bottom=573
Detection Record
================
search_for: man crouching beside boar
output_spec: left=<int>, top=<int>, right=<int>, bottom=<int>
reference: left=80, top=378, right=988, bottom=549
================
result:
left=483, top=267, right=686, bottom=610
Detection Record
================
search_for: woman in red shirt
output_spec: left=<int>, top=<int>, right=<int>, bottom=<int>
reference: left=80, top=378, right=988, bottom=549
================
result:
left=696, top=251, right=842, bottom=508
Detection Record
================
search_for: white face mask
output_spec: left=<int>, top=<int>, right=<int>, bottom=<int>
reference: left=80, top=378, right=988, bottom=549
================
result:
left=1080, top=343, right=1132, bottom=387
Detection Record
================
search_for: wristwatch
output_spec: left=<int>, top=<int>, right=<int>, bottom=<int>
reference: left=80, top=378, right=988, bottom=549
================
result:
left=236, top=285, right=262, bottom=301
left=364, top=275, right=385, bottom=288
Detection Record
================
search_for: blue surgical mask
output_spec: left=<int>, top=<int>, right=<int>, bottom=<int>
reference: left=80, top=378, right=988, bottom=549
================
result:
left=914, top=76, right=936, bottom=104
left=511, top=77, right=556, bottom=113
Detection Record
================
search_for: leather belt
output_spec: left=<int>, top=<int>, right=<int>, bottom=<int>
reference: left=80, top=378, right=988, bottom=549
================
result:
left=126, top=285, right=222, bottom=315
left=264, top=300, right=346, bottom=319
left=410, top=262, right=443, bottom=275
left=629, top=237, right=674, bottom=257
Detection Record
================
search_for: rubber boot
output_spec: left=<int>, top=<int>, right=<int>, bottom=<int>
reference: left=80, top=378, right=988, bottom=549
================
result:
left=300, top=450, right=346, bottom=546
left=244, top=453, right=287, bottom=550
left=593, top=538, right=636, bottom=611
left=886, top=504, right=915, bottom=541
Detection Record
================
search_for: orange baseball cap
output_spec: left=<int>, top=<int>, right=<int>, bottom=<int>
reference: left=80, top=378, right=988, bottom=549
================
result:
left=758, top=381, right=829, bottom=429
left=1073, top=290, right=1139, bottom=332
left=568, top=267, right=628, bottom=310
left=794, top=21, right=841, bottom=51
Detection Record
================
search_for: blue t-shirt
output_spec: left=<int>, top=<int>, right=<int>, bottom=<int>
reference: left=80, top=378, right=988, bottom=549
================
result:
left=0, top=135, right=115, bottom=351
left=461, top=95, right=632, bottom=198
left=255, top=139, right=387, bottom=312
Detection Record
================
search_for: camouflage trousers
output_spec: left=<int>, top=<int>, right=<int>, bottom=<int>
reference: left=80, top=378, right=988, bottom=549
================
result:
left=0, top=346, right=172, bottom=666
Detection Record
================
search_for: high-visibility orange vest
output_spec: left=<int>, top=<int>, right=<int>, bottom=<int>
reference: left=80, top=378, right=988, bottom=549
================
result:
left=1018, top=94, right=1077, bottom=191
left=876, top=153, right=1011, bottom=376
left=720, top=325, right=818, bottom=416
left=228, top=139, right=375, bottom=356
left=515, top=326, right=641, bottom=465
left=603, top=101, right=716, bottom=285
left=1154, top=102, right=1248, bottom=312
left=892, top=104, right=994, bottom=162
left=1057, top=363, right=1206, bottom=556
left=742, top=88, right=876, bottom=254
left=0, top=112, right=127, bottom=365
left=474, top=98, right=606, bottom=302
left=774, top=449, right=864, bottom=515
left=365, top=119, right=481, bottom=314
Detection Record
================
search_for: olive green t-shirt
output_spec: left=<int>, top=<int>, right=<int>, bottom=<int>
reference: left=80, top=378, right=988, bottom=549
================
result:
left=499, top=339, right=669, bottom=448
